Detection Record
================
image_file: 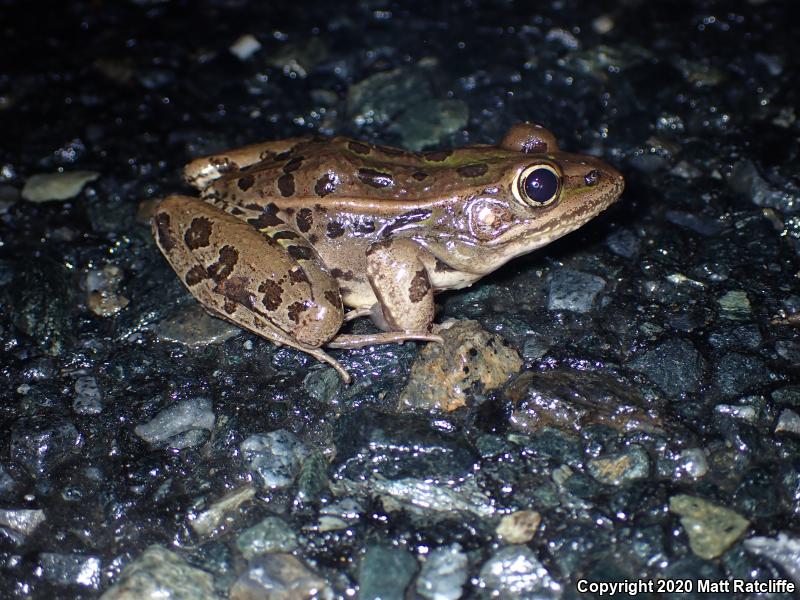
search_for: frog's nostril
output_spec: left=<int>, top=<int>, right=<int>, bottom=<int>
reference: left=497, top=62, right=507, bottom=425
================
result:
left=584, top=169, right=601, bottom=187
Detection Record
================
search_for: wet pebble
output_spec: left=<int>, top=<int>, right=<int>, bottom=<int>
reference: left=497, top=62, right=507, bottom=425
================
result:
left=744, top=534, right=800, bottom=585
left=229, top=553, right=332, bottom=600
left=587, top=446, right=650, bottom=486
left=191, top=485, right=255, bottom=537
left=399, top=320, right=522, bottom=412
left=347, top=67, right=433, bottom=127
left=134, top=397, right=215, bottom=449
left=388, top=99, right=469, bottom=151
left=713, top=352, right=770, bottom=397
left=605, top=227, right=640, bottom=258
left=85, top=264, right=129, bottom=317
left=629, top=337, right=705, bottom=398
left=666, top=210, right=724, bottom=236
left=477, top=546, right=561, bottom=599
left=235, top=515, right=298, bottom=560
left=547, top=268, right=606, bottom=313
left=669, top=494, right=749, bottom=559
left=156, top=304, right=240, bottom=348
left=10, top=415, right=83, bottom=477
left=776, top=340, right=800, bottom=363
left=672, top=448, right=709, bottom=480
left=100, top=545, right=215, bottom=600
left=416, top=543, right=468, bottom=600
left=0, top=507, right=46, bottom=536
left=776, top=409, right=800, bottom=435
left=717, top=290, right=751, bottom=321
left=38, top=552, right=102, bottom=589
left=229, top=34, right=261, bottom=61
left=240, top=429, right=309, bottom=490
left=708, top=324, right=762, bottom=351
left=358, top=544, right=418, bottom=600
left=73, top=375, right=103, bottom=415
left=496, top=510, right=541, bottom=544
left=728, top=159, right=799, bottom=213
left=21, top=171, right=99, bottom=202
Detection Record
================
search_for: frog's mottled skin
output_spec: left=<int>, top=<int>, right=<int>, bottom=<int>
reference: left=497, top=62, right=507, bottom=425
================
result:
left=152, top=123, right=624, bottom=381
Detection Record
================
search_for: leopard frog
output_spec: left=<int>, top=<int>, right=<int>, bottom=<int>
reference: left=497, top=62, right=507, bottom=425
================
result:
left=152, top=123, right=624, bottom=382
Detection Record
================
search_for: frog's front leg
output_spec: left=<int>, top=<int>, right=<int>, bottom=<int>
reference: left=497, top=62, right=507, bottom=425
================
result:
left=328, top=238, right=443, bottom=349
left=152, top=195, right=350, bottom=381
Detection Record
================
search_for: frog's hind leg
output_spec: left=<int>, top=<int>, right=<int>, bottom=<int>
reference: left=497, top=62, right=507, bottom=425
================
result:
left=152, top=194, right=350, bottom=382
left=184, top=137, right=312, bottom=191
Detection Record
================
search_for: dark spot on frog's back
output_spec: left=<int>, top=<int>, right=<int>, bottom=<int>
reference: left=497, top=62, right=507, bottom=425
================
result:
left=237, top=174, right=255, bottom=191
left=347, top=140, right=371, bottom=155
left=287, top=301, right=308, bottom=324
left=296, top=208, right=313, bottom=232
left=423, top=149, right=452, bottom=162
left=184, top=216, right=213, bottom=250
left=154, top=212, right=175, bottom=252
left=214, top=276, right=256, bottom=310
left=326, top=221, right=345, bottom=238
left=283, top=157, right=304, bottom=173
left=259, top=280, right=283, bottom=311
left=357, top=168, right=394, bottom=189
left=408, top=269, right=430, bottom=303
left=330, top=268, right=355, bottom=280
left=457, top=163, right=489, bottom=178
left=278, top=173, right=295, bottom=197
left=248, top=203, right=284, bottom=228
left=288, top=245, right=315, bottom=261
left=207, top=245, right=238, bottom=282
left=315, top=173, right=337, bottom=197
left=324, top=289, right=342, bottom=310
left=288, top=267, right=310, bottom=284
left=185, top=265, right=207, bottom=286
left=412, top=171, right=428, bottom=181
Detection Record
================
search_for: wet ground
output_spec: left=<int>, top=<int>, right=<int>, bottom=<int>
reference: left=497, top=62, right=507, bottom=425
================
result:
left=1, top=0, right=799, bottom=598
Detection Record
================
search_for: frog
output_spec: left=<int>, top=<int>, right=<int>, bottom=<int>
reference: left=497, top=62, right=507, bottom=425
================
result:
left=152, top=123, right=624, bottom=382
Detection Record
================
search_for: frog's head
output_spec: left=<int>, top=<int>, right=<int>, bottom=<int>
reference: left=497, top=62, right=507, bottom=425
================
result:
left=439, top=123, right=624, bottom=273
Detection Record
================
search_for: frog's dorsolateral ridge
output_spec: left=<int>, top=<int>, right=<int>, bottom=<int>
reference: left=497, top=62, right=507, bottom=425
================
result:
left=152, top=123, right=624, bottom=382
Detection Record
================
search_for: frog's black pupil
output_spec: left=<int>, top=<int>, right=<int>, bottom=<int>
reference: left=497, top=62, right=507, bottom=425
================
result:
left=523, top=168, right=558, bottom=203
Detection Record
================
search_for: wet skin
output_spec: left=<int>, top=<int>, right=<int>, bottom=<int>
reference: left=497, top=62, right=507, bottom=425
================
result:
left=152, top=123, right=625, bottom=382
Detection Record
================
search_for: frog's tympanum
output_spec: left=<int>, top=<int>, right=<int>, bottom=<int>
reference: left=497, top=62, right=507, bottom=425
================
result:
left=152, top=123, right=624, bottom=382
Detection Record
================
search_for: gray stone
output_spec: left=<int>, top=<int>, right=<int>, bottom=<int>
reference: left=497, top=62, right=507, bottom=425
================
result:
left=73, top=375, right=103, bottom=415
left=134, top=397, right=215, bottom=448
left=477, top=546, right=562, bottom=599
left=240, top=430, right=309, bottom=490
left=38, top=552, right=102, bottom=589
left=547, top=269, right=606, bottom=313
left=629, top=337, right=705, bottom=397
left=745, top=534, right=800, bottom=586
left=416, top=544, right=469, bottom=600
left=728, top=159, right=799, bottom=213
left=101, top=545, right=215, bottom=600
left=347, top=67, right=433, bottom=127
left=388, top=99, right=469, bottom=151
left=236, top=516, right=298, bottom=560
left=10, top=415, right=83, bottom=477
left=713, top=352, right=770, bottom=397
left=358, top=545, right=418, bottom=600
left=229, top=553, right=332, bottom=600
left=776, top=409, right=800, bottom=435
left=156, top=304, right=240, bottom=348
left=0, top=508, right=46, bottom=536
left=22, top=171, right=99, bottom=202
left=605, top=227, right=640, bottom=258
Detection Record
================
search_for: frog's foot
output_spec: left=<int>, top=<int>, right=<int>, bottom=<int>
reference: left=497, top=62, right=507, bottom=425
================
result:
left=326, top=331, right=443, bottom=349
left=184, top=137, right=312, bottom=190
left=303, top=347, right=352, bottom=384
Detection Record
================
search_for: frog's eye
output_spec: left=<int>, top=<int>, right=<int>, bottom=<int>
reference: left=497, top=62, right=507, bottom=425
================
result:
left=516, top=165, right=560, bottom=206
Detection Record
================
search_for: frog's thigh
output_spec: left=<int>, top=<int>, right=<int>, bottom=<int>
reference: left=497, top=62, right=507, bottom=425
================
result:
left=184, top=137, right=312, bottom=190
left=365, top=238, right=435, bottom=332
left=152, top=195, right=343, bottom=349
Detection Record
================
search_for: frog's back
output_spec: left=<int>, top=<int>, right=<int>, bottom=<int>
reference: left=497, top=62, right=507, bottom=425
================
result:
left=204, top=136, right=519, bottom=209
